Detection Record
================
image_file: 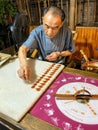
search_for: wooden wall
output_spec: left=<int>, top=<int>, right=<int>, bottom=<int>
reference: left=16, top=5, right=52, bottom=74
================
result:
left=16, top=0, right=98, bottom=30
left=74, top=26, right=98, bottom=60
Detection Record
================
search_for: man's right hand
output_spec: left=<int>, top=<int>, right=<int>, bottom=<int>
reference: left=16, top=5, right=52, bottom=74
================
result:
left=17, top=65, right=31, bottom=81
left=18, top=45, right=30, bottom=81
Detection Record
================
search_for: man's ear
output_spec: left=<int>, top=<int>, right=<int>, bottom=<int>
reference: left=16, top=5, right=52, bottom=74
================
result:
left=42, top=17, right=44, bottom=21
left=42, top=17, right=44, bottom=23
left=60, top=21, right=64, bottom=28
left=42, top=17, right=44, bottom=20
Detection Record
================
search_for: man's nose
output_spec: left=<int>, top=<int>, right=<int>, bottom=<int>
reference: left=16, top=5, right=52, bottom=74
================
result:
left=47, top=28, right=53, bottom=34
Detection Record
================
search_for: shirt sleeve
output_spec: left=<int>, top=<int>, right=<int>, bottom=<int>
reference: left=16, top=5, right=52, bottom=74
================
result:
left=65, top=29, right=75, bottom=53
left=69, top=32, right=75, bottom=53
left=22, top=29, right=38, bottom=51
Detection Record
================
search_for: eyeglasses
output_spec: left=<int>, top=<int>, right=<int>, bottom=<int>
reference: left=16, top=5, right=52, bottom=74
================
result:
left=44, top=24, right=60, bottom=31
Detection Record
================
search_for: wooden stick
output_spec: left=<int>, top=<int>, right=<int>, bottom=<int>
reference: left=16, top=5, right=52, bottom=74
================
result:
left=80, top=49, right=89, bottom=62
left=54, top=93, right=98, bottom=100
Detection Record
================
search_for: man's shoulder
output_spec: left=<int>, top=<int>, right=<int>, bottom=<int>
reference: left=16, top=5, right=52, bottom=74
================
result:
left=61, top=25, right=72, bottom=36
left=62, top=24, right=71, bottom=32
left=30, top=25, right=44, bottom=37
left=34, top=25, right=44, bottom=32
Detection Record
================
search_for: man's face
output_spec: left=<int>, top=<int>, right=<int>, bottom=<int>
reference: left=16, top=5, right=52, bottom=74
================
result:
left=43, top=11, right=63, bottom=38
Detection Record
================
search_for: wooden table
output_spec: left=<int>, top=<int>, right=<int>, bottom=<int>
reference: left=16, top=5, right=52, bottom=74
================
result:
left=0, top=67, right=98, bottom=130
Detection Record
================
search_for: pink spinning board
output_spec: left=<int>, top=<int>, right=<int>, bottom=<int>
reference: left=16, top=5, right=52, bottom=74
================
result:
left=30, top=72, right=98, bottom=130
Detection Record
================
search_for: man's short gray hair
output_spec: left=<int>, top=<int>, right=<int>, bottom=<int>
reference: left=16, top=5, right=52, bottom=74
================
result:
left=43, top=6, right=66, bottom=22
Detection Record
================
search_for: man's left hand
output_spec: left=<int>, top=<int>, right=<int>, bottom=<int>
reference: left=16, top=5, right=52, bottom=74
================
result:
left=46, top=52, right=60, bottom=61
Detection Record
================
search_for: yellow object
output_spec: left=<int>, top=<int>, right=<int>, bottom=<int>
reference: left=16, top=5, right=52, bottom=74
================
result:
left=31, top=49, right=38, bottom=58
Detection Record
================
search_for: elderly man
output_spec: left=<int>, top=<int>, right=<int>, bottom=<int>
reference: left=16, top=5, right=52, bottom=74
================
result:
left=18, top=6, right=75, bottom=80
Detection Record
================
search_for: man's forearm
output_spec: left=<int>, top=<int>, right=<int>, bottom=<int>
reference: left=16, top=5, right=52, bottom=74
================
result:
left=18, top=46, right=29, bottom=67
left=60, top=50, right=72, bottom=57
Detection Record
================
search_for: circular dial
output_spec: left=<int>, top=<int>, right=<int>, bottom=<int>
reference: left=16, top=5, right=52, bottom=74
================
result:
left=55, top=82, right=98, bottom=124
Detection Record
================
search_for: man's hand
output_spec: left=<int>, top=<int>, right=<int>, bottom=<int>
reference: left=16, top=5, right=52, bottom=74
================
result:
left=46, top=52, right=60, bottom=61
left=17, top=65, right=31, bottom=81
left=18, top=45, right=30, bottom=81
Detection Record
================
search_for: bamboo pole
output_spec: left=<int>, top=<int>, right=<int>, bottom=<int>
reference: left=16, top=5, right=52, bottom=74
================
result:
left=66, top=0, right=69, bottom=27
left=75, top=0, right=77, bottom=27
left=25, top=0, right=32, bottom=24
left=77, top=0, right=82, bottom=24
left=61, top=0, right=63, bottom=9
left=94, top=0, right=96, bottom=22
left=69, top=0, right=76, bottom=30
left=87, top=0, right=90, bottom=26
left=38, top=0, right=41, bottom=24
left=47, top=0, right=50, bottom=6
left=44, top=0, right=47, bottom=8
